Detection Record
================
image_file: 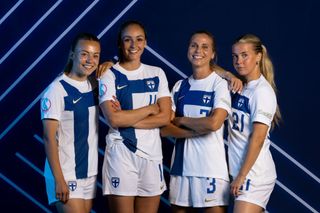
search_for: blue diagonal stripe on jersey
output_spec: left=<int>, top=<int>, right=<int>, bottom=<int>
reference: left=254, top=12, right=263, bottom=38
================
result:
left=60, top=80, right=98, bottom=179
left=231, top=92, right=250, bottom=114
left=181, top=90, right=214, bottom=107
left=110, top=67, right=160, bottom=153
left=170, top=138, right=186, bottom=176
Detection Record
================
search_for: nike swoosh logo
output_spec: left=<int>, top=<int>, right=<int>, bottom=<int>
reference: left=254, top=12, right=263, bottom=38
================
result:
left=178, top=95, right=185, bottom=100
left=117, top=85, right=128, bottom=90
left=204, top=198, right=215, bottom=202
left=73, top=97, right=82, bottom=104
left=160, top=184, right=165, bottom=190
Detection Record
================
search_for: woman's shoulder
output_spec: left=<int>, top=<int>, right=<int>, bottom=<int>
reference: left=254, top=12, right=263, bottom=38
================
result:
left=212, top=71, right=228, bottom=85
left=251, top=78, right=276, bottom=104
left=256, top=76, right=275, bottom=95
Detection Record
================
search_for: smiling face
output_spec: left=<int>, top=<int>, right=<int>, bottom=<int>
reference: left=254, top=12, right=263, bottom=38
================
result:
left=232, top=42, right=261, bottom=81
left=119, top=23, right=146, bottom=63
left=188, top=33, right=215, bottom=69
left=70, top=39, right=100, bottom=81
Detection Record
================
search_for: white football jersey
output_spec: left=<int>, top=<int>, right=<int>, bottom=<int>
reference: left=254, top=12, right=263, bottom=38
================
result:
left=41, top=74, right=99, bottom=180
left=228, top=75, right=277, bottom=183
left=170, top=71, right=231, bottom=180
left=99, top=62, right=170, bottom=160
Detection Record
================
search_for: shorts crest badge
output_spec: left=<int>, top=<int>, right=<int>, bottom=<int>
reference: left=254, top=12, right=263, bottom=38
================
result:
left=111, top=177, right=120, bottom=188
left=68, top=181, right=77, bottom=191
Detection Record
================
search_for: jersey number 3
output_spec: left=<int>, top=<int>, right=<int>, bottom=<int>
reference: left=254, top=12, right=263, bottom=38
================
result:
left=207, top=178, right=216, bottom=194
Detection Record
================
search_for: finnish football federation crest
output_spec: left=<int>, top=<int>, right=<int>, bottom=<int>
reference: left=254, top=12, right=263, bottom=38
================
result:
left=68, top=181, right=77, bottom=191
left=99, top=83, right=107, bottom=97
left=146, top=80, right=155, bottom=90
left=111, top=177, right=120, bottom=188
left=203, top=95, right=211, bottom=104
left=237, top=97, right=245, bottom=108
left=41, top=98, right=51, bottom=112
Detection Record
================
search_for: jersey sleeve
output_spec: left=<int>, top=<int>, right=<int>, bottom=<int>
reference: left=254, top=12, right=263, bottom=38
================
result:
left=213, top=78, right=231, bottom=115
left=170, top=79, right=183, bottom=112
left=40, top=82, right=63, bottom=121
left=98, top=69, right=116, bottom=104
left=156, top=68, right=171, bottom=99
left=250, top=86, right=276, bottom=126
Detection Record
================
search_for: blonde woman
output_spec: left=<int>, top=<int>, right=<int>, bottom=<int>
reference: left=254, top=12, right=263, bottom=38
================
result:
left=228, top=34, right=281, bottom=213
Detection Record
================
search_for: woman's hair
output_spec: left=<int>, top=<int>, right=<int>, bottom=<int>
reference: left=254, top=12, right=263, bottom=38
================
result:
left=234, top=34, right=281, bottom=128
left=190, top=30, right=217, bottom=65
left=63, top=33, right=100, bottom=74
left=117, top=20, right=147, bottom=62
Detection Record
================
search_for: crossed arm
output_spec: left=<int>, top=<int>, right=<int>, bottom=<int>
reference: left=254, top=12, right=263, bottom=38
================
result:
left=160, top=108, right=228, bottom=138
left=100, top=96, right=171, bottom=129
left=133, top=97, right=171, bottom=129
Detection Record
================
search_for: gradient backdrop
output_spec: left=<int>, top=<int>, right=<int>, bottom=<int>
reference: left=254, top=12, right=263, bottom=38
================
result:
left=0, top=0, right=319, bottom=212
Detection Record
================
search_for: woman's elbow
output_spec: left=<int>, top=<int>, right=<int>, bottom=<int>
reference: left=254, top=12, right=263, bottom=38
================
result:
left=107, top=116, right=121, bottom=128
left=252, top=135, right=266, bottom=148
left=160, top=128, right=169, bottom=137
left=209, top=120, right=223, bottom=132
left=159, top=114, right=171, bottom=127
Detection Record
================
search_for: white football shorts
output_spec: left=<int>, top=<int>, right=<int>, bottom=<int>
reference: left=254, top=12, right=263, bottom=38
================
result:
left=233, top=178, right=276, bottom=209
left=102, top=141, right=166, bottom=196
left=45, top=175, right=97, bottom=205
left=169, top=175, right=229, bottom=207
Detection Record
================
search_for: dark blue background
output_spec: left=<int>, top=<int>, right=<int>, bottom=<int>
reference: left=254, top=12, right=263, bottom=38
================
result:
left=0, top=0, right=319, bottom=212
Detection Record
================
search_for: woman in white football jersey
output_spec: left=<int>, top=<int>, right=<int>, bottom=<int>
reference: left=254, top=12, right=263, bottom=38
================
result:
left=228, top=34, right=281, bottom=212
left=161, top=31, right=232, bottom=213
left=99, top=20, right=171, bottom=213
left=41, top=33, right=100, bottom=212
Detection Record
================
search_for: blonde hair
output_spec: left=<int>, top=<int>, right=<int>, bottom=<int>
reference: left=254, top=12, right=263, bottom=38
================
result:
left=235, top=34, right=281, bottom=128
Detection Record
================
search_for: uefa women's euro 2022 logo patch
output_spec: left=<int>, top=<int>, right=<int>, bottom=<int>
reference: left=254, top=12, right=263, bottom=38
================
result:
left=99, top=83, right=107, bottom=97
left=41, top=97, right=51, bottom=112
